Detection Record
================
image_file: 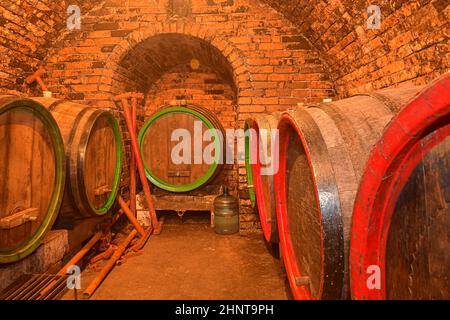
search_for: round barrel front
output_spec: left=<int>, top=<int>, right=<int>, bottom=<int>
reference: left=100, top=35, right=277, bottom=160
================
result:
left=0, top=96, right=65, bottom=263
left=139, top=106, right=224, bottom=193
left=276, top=110, right=342, bottom=300
left=32, top=98, right=122, bottom=217
left=274, top=87, right=422, bottom=300
left=244, top=114, right=279, bottom=243
left=351, top=74, right=450, bottom=300
left=77, top=110, right=122, bottom=215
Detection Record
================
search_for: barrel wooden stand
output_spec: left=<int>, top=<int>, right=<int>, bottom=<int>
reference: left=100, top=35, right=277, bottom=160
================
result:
left=274, top=86, right=422, bottom=300
left=32, top=98, right=123, bottom=218
left=244, top=113, right=279, bottom=243
left=350, top=74, right=450, bottom=300
left=151, top=194, right=217, bottom=227
left=0, top=96, right=65, bottom=264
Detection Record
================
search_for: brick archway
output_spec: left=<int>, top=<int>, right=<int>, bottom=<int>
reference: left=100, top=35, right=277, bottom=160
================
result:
left=98, top=22, right=249, bottom=211
left=100, top=22, right=251, bottom=97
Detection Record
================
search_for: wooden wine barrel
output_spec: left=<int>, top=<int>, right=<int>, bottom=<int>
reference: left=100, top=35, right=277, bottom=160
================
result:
left=274, top=86, right=423, bottom=300
left=32, top=98, right=123, bottom=217
left=244, top=113, right=280, bottom=243
left=350, top=74, right=450, bottom=300
left=139, top=105, right=225, bottom=192
left=0, top=96, right=65, bottom=263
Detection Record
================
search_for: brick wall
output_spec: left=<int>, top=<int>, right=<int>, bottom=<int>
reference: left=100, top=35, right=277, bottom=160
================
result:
left=0, top=0, right=97, bottom=95
left=262, top=0, right=449, bottom=97
left=34, top=0, right=334, bottom=233
left=0, top=0, right=447, bottom=233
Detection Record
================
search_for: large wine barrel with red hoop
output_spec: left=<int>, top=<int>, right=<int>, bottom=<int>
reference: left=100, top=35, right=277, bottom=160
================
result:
left=274, top=86, right=422, bottom=300
left=244, top=113, right=280, bottom=243
left=350, top=74, right=450, bottom=300
left=0, top=96, right=65, bottom=264
left=32, top=98, right=123, bottom=218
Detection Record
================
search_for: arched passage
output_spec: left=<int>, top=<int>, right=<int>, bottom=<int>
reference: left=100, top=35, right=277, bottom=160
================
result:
left=109, top=30, right=245, bottom=195
left=99, top=22, right=250, bottom=98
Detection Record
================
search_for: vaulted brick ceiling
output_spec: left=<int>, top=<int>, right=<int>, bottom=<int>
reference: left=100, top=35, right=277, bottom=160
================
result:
left=261, top=0, right=446, bottom=52
left=0, top=0, right=100, bottom=92
left=1, top=0, right=447, bottom=96
left=261, top=0, right=449, bottom=95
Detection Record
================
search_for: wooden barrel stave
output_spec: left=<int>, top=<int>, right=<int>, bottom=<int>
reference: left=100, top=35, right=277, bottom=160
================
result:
left=275, top=86, right=423, bottom=300
left=0, top=96, right=65, bottom=263
left=184, top=104, right=226, bottom=188
left=139, top=105, right=225, bottom=193
left=350, top=74, right=450, bottom=300
left=244, top=113, right=280, bottom=243
left=32, top=98, right=122, bottom=217
left=386, top=132, right=449, bottom=299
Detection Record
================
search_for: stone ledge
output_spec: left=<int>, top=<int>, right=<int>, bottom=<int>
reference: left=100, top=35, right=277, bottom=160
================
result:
left=0, top=230, right=69, bottom=293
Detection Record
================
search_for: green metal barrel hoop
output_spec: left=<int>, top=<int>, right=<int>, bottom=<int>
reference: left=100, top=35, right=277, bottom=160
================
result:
left=138, top=106, right=222, bottom=193
left=81, top=111, right=123, bottom=215
left=0, top=97, right=66, bottom=263
left=244, top=120, right=256, bottom=208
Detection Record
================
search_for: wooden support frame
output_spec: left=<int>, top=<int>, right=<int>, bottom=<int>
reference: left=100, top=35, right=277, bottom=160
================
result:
left=152, top=194, right=216, bottom=227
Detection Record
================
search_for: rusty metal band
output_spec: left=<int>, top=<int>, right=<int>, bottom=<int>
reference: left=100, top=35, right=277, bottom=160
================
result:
left=353, top=92, right=402, bottom=114
left=47, top=100, right=65, bottom=112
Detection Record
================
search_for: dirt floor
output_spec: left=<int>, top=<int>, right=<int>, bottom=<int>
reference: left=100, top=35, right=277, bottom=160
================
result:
left=63, top=213, right=290, bottom=300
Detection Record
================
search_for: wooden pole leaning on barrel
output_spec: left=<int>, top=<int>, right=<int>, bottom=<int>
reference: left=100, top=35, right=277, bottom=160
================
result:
left=0, top=96, right=65, bottom=264
left=31, top=98, right=123, bottom=218
left=138, top=105, right=225, bottom=193
left=244, top=113, right=280, bottom=243
left=274, top=85, right=423, bottom=300
left=351, top=73, right=450, bottom=300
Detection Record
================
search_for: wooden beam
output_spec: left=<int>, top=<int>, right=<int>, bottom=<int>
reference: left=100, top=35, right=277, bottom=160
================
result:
left=0, top=208, right=38, bottom=230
